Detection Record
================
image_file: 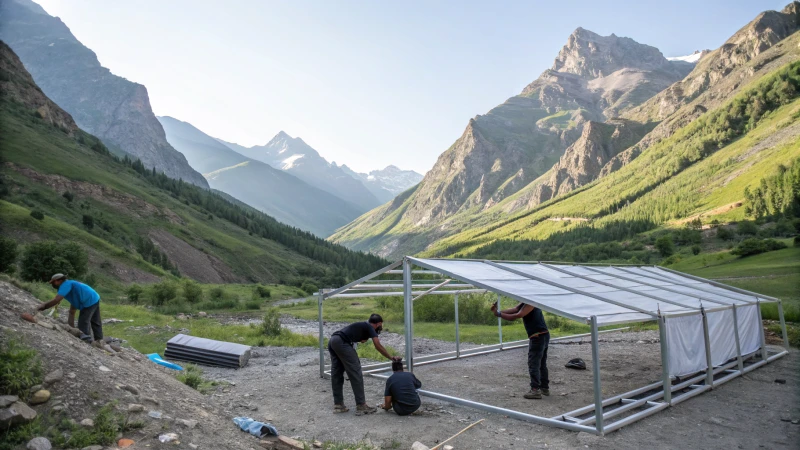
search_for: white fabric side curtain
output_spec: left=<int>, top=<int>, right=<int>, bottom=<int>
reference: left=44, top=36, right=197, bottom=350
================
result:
left=665, top=306, right=761, bottom=378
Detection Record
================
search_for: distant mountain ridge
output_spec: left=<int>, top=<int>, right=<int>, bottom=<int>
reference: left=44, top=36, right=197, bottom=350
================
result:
left=336, top=163, right=423, bottom=203
left=0, top=0, right=208, bottom=188
left=217, top=133, right=382, bottom=211
left=157, top=116, right=367, bottom=237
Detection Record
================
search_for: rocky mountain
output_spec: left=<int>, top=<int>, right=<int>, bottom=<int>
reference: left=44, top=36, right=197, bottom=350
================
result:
left=0, top=0, right=209, bottom=188
left=336, top=164, right=423, bottom=203
left=217, top=133, right=381, bottom=211
left=332, top=27, right=693, bottom=256
left=158, top=116, right=368, bottom=237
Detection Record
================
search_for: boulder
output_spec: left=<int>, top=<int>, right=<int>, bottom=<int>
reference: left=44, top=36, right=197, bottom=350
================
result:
left=0, top=395, right=19, bottom=408
left=127, top=404, right=145, bottom=413
left=177, top=418, right=198, bottom=429
left=118, top=439, right=135, bottom=448
left=25, top=437, right=51, bottom=450
left=120, top=385, right=140, bottom=396
left=44, top=369, right=63, bottom=386
left=30, top=390, right=51, bottom=405
left=411, top=442, right=430, bottom=450
left=0, top=401, right=37, bottom=427
left=80, top=418, right=94, bottom=427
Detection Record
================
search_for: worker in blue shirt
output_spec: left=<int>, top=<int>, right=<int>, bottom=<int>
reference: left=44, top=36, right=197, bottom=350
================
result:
left=37, top=273, right=103, bottom=343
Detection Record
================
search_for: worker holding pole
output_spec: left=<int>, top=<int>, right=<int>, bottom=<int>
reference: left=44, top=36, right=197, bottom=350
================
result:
left=491, top=301, right=550, bottom=399
left=328, top=313, right=400, bottom=414
left=36, top=273, right=104, bottom=345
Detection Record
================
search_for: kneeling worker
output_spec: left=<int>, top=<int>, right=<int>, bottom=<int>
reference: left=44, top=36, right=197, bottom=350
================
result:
left=329, top=313, right=399, bottom=414
left=37, top=273, right=103, bottom=343
left=381, top=359, right=422, bottom=415
left=491, top=301, right=549, bottom=399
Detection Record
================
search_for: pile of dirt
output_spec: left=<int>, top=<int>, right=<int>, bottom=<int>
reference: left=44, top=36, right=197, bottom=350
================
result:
left=0, top=281, right=267, bottom=450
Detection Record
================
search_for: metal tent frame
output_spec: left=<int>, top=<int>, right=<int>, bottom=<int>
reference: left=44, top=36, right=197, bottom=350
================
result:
left=317, top=257, right=790, bottom=435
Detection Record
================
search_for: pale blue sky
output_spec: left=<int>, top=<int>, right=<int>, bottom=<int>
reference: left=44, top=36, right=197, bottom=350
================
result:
left=36, top=1, right=782, bottom=173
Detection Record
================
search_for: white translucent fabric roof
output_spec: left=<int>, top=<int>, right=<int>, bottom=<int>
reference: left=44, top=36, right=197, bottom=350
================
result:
left=409, top=258, right=767, bottom=326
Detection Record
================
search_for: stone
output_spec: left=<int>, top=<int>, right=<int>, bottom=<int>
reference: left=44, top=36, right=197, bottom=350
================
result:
left=81, top=446, right=103, bottom=450
left=118, top=438, right=135, bottom=448
left=0, top=395, right=19, bottom=408
left=148, top=410, right=163, bottom=419
left=158, top=433, right=179, bottom=443
left=44, top=369, right=63, bottom=386
left=67, top=372, right=76, bottom=379
left=98, top=366, right=111, bottom=372
left=25, top=437, right=51, bottom=450
left=102, top=344, right=115, bottom=353
left=127, top=404, right=145, bottom=413
left=51, top=405, right=65, bottom=412
left=189, top=445, right=198, bottom=449
left=29, top=385, right=43, bottom=393
left=20, top=313, right=37, bottom=323
left=0, top=401, right=37, bottom=427
left=80, top=418, right=94, bottom=427
left=30, top=390, right=51, bottom=405
left=110, top=343, right=123, bottom=352
left=103, top=318, right=124, bottom=324
left=443, top=446, right=454, bottom=450
left=142, top=396, right=160, bottom=405
left=411, top=442, right=430, bottom=450
left=177, top=418, right=198, bottom=429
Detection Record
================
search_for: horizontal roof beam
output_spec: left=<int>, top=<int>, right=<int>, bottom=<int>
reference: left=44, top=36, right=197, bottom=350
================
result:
left=323, top=260, right=402, bottom=299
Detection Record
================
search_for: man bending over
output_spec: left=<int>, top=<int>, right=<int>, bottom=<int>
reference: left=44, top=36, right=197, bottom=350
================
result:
left=381, top=359, right=422, bottom=415
left=37, top=273, right=103, bottom=344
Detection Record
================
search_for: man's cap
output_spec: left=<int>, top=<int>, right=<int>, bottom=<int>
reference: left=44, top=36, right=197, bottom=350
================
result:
left=49, top=273, right=66, bottom=283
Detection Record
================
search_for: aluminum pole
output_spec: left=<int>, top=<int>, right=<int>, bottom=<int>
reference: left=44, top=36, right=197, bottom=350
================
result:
left=777, top=300, right=789, bottom=349
left=403, top=258, right=414, bottom=372
left=757, top=301, right=768, bottom=361
left=657, top=315, right=671, bottom=404
left=455, top=293, right=461, bottom=358
left=497, top=295, right=503, bottom=350
left=590, top=316, right=604, bottom=434
left=701, top=307, right=714, bottom=388
left=318, top=290, right=325, bottom=378
left=731, top=305, right=744, bottom=373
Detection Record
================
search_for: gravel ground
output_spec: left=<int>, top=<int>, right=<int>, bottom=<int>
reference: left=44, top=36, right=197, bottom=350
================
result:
left=200, top=317, right=800, bottom=449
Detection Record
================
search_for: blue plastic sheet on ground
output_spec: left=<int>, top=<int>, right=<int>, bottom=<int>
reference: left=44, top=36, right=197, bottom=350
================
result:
left=147, top=353, right=183, bottom=371
left=232, top=417, right=278, bottom=438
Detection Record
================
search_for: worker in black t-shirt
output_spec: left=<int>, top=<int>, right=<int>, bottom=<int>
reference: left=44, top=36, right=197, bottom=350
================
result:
left=381, top=359, right=422, bottom=415
left=328, top=313, right=400, bottom=414
left=491, top=301, right=550, bottom=399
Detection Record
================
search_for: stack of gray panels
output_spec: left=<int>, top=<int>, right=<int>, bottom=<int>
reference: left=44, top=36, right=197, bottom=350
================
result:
left=165, top=334, right=251, bottom=368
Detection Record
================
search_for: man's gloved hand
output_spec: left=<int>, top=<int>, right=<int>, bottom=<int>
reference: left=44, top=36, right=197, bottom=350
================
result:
left=390, top=356, right=402, bottom=362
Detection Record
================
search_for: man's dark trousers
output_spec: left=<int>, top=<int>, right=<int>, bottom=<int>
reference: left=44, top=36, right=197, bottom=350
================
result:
left=528, top=333, right=550, bottom=390
left=77, top=302, right=103, bottom=342
left=328, top=334, right=365, bottom=405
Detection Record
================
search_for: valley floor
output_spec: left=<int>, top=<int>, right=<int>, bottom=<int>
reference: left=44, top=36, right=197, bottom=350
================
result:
left=200, top=319, right=799, bottom=449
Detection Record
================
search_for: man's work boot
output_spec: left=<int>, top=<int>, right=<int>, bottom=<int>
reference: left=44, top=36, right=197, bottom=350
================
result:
left=333, top=404, right=349, bottom=413
left=355, top=403, right=377, bottom=415
left=524, top=388, right=543, bottom=399
left=542, top=388, right=550, bottom=396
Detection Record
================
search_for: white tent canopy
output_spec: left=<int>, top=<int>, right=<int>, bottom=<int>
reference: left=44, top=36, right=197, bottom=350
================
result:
left=317, top=257, right=790, bottom=435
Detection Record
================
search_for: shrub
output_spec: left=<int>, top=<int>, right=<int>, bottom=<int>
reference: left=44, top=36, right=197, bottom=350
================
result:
left=29, top=210, right=44, bottom=220
left=20, top=240, right=88, bottom=282
left=62, top=191, right=74, bottom=202
left=654, top=235, right=674, bottom=257
left=83, top=273, right=98, bottom=287
left=0, top=236, right=18, bottom=274
left=150, top=280, right=178, bottom=306
left=82, top=214, right=94, bottom=230
left=300, top=282, right=319, bottom=295
left=731, top=238, right=788, bottom=257
left=255, top=285, right=271, bottom=298
left=716, top=227, right=735, bottom=241
left=0, top=339, right=43, bottom=398
left=176, top=364, right=203, bottom=390
left=182, top=280, right=203, bottom=304
left=244, top=299, right=261, bottom=310
left=126, top=284, right=144, bottom=303
left=691, top=245, right=701, bottom=255
left=209, top=286, right=225, bottom=300
left=258, top=308, right=282, bottom=337
left=736, top=220, right=759, bottom=236
left=795, top=235, right=800, bottom=247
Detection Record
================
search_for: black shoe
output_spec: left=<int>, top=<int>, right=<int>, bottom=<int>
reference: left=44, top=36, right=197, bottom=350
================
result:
left=542, top=388, right=550, bottom=396
left=524, top=388, right=542, bottom=399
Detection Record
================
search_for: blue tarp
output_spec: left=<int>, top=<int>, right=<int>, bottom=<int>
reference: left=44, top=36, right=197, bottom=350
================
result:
left=232, top=417, right=278, bottom=438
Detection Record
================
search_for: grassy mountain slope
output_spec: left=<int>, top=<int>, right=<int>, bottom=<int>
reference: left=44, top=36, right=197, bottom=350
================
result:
left=158, top=116, right=366, bottom=237
left=0, top=41, right=385, bottom=287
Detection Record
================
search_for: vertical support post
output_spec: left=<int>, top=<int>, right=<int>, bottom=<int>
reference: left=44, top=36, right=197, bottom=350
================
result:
left=454, top=293, right=461, bottom=358
left=318, top=290, right=325, bottom=379
left=497, top=295, right=503, bottom=350
left=657, top=315, right=671, bottom=404
left=756, top=301, right=768, bottom=361
left=701, top=307, right=714, bottom=388
left=731, top=305, right=744, bottom=373
left=403, top=258, right=414, bottom=372
left=777, top=300, right=789, bottom=350
left=590, top=316, right=604, bottom=435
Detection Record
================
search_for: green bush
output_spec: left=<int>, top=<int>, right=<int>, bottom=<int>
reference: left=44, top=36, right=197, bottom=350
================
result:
left=300, top=282, right=319, bottom=295
left=209, top=286, right=225, bottom=300
left=126, top=284, right=144, bottom=304
left=716, top=227, right=735, bottom=241
left=176, top=364, right=203, bottom=390
left=258, top=308, right=282, bottom=337
left=82, top=214, right=94, bottom=230
left=244, top=299, right=261, bottom=310
left=655, top=235, right=674, bottom=257
left=29, top=210, right=44, bottom=220
left=0, top=339, right=43, bottom=398
left=150, top=280, right=178, bottom=306
left=795, top=235, right=800, bottom=247
left=736, top=220, right=759, bottom=236
left=691, top=244, right=701, bottom=255
left=414, top=294, right=504, bottom=326
left=0, top=236, right=18, bottom=274
left=255, top=285, right=271, bottom=298
left=20, top=240, right=88, bottom=282
left=731, top=238, right=788, bottom=257
left=62, top=191, right=74, bottom=202
left=182, top=280, right=203, bottom=304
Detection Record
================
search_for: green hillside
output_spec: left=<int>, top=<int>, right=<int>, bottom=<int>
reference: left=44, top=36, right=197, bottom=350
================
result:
left=0, top=43, right=385, bottom=290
